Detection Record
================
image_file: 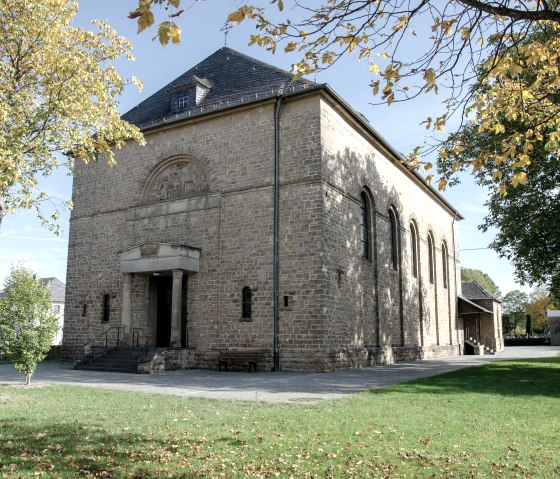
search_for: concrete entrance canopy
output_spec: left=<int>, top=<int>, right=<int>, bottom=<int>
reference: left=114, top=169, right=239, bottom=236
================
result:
left=119, top=242, right=200, bottom=274
left=118, top=243, right=200, bottom=347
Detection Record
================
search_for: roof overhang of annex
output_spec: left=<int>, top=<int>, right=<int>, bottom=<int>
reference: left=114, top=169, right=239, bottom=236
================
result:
left=457, top=295, right=493, bottom=315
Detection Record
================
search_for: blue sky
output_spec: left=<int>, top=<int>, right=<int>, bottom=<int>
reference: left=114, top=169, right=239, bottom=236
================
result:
left=0, top=0, right=529, bottom=295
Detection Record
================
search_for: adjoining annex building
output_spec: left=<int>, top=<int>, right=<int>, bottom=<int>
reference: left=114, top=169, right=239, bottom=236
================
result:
left=62, top=47, right=503, bottom=372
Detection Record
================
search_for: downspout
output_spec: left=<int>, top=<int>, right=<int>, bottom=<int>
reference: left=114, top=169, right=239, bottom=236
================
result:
left=451, top=212, right=460, bottom=347
left=273, top=93, right=284, bottom=372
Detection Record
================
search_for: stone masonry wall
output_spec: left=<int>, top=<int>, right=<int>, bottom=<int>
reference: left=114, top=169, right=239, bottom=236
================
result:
left=63, top=97, right=328, bottom=369
left=318, top=97, right=461, bottom=368
left=63, top=89, right=463, bottom=371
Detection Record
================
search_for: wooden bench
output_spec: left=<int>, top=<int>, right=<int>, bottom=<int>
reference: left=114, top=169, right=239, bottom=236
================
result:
left=218, top=349, right=263, bottom=372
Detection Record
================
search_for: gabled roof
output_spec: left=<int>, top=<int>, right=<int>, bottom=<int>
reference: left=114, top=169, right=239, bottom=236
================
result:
left=122, top=47, right=314, bottom=130
left=461, top=281, right=500, bottom=302
left=40, top=277, right=66, bottom=303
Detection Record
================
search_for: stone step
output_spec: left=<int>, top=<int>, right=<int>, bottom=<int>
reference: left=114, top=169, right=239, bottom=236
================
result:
left=106, top=347, right=144, bottom=353
left=77, top=365, right=138, bottom=373
left=74, top=347, right=154, bottom=373
left=103, top=353, right=143, bottom=360
left=92, top=359, right=139, bottom=367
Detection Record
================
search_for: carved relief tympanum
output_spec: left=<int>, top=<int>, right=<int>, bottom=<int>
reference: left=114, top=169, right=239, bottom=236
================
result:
left=141, top=158, right=209, bottom=204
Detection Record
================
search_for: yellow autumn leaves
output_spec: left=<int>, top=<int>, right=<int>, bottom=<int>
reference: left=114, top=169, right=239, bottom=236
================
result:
left=128, top=0, right=182, bottom=46
left=0, top=0, right=144, bottom=232
left=454, top=24, right=560, bottom=194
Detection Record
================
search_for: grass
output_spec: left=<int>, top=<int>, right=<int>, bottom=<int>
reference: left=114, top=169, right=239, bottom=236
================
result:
left=1, top=358, right=559, bottom=478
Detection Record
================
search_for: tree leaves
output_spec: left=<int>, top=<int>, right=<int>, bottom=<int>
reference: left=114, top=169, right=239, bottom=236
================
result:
left=439, top=39, right=560, bottom=298
left=136, top=9, right=154, bottom=33
left=156, top=21, right=181, bottom=45
left=1, top=0, right=144, bottom=232
left=129, top=0, right=183, bottom=43
left=0, top=265, right=59, bottom=384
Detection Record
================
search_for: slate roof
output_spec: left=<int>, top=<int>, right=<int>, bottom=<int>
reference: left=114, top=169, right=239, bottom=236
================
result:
left=122, top=47, right=316, bottom=130
left=40, top=277, right=66, bottom=303
left=461, top=282, right=500, bottom=302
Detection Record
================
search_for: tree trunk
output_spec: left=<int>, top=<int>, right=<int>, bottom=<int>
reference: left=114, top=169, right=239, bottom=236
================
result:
left=25, top=373, right=31, bottom=386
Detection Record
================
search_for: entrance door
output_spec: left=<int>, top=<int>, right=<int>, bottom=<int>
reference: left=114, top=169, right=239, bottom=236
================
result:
left=156, top=276, right=172, bottom=347
left=155, top=274, right=189, bottom=348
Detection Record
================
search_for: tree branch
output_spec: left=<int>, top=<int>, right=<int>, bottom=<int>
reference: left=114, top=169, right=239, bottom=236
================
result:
left=457, top=0, right=560, bottom=23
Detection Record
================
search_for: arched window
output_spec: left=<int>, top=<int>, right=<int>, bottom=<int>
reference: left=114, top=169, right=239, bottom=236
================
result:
left=102, top=294, right=111, bottom=323
left=388, top=209, right=399, bottom=270
left=242, top=287, right=252, bottom=319
left=360, top=192, right=370, bottom=260
left=427, top=233, right=435, bottom=284
left=442, top=242, right=449, bottom=289
left=410, top=222, right=418, bottom=279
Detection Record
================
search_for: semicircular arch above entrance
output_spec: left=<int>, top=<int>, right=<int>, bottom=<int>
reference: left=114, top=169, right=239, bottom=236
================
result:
left=140, top=156, right=210, bottom=205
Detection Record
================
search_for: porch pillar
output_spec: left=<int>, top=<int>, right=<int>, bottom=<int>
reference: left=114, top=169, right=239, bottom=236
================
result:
left=121, top=273, right=133, bottom=335
left=170, top=269, right=183, bottom=347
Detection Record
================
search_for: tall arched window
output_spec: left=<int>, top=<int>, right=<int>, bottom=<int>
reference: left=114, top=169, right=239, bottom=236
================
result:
left=410, top=222, right=418, bottom=279
left=427, top=233, right=435, bottom=284
left=360, top=192, right=370, bottom=260
left=388, top=209, right=399, bottom=270
left=442, top=242, right=449, bottom=289
left=242, top=287, right=252, bottom=319
left=102, top=294, right=111, bottom=323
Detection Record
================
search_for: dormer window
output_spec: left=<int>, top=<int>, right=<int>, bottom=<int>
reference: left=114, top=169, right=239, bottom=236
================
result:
left=178, top=95, right=190, bottom=109
left=168, top=75, right=212, bottom=113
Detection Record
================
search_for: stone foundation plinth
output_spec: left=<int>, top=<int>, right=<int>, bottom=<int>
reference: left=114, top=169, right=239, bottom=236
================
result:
left=137, top=344, right=462, bottom=373
left=138, top=348, right=196, bottom=373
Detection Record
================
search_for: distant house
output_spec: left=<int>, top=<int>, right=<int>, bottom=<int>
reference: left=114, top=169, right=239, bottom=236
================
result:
left=39, top=277, right=66, bottom=345
left=459, top=282, right=504, bottom=353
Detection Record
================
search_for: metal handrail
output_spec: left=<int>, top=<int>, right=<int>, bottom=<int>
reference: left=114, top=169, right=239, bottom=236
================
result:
left=132, top=327, right=143, bottom=347
left=140, top=327, right=170, bottom=362
left=81, top=326, right=122, bottom=351
left=74, top=326, right=122, bottom=364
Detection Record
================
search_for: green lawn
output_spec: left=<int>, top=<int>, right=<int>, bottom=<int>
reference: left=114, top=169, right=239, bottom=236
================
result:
left=1, top=358, right=559, bottom=478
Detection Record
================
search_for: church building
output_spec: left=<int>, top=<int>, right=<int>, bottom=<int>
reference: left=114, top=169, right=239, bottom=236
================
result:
left=62, top=48, right=502, bottom=372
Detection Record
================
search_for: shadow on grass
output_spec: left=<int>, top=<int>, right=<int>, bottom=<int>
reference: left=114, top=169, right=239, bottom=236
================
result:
left=0, top=420, right=205, bottom=478
left=369, top=358, right=560, bottom=398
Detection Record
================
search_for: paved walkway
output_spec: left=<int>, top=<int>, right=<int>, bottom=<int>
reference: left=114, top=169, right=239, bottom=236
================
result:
left=1, top=346, right=558, bottom=403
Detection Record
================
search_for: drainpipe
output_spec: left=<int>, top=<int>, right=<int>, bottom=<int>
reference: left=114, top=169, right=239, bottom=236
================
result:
left=451, top=213, right=460, bottom=347
left=273, top=93, right=283, bottom=372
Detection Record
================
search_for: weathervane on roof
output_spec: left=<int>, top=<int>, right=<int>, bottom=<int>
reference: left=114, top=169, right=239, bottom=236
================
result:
left=220, top=22, right=234, bottom=46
